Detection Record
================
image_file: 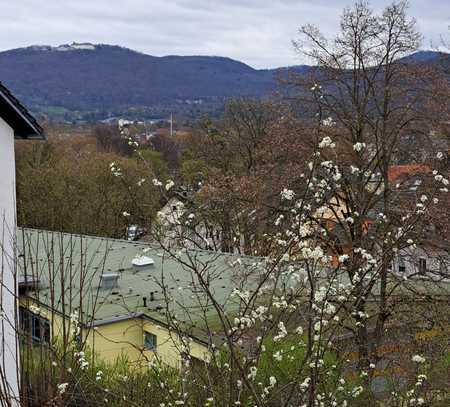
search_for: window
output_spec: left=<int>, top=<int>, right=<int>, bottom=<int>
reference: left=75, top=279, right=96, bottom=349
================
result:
left=439, top=258, right=447, bottom=274
left=418, top=258, right=427, bottom=274
left=398, top=256, right=406, bottom=273
left=19, top=307, right=50, bottom=344
left=144, top=331, right=157, bottom=350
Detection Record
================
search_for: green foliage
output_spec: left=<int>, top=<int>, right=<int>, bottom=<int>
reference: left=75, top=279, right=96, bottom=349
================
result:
left=19, top=328, right=450, bottom=406
left=15, top=137, right=161, bottom=238
left=180, top=158, right=208, bottom=185
left=257, top=336, right=308, bottom=383
left=138, top=149, right=169, bottom=180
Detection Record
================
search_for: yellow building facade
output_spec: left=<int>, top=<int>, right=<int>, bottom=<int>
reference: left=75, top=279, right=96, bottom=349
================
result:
left=17, top=228, right=245, bottom=369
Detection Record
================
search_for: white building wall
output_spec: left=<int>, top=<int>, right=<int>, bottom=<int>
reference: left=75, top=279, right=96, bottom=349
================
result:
left=392, top=247, right=449, bottom=279
left=0, top=116, right=19, bottom=402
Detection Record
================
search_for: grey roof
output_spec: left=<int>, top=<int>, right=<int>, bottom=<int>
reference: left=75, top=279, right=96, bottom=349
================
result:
left=0, top=82, right=45, bottom=139
left=17, top=228, right=263, bottom=341
left=19, top=228, right=450, bottom=347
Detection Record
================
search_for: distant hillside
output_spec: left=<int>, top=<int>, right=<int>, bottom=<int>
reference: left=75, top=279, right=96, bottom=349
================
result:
left=0, top=43, right=445, bottom=122
left=0, top=43, right=291, bottom=121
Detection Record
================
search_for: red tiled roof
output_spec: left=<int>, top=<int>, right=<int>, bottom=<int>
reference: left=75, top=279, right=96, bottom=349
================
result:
left=388, top=164, right=431, bottom=182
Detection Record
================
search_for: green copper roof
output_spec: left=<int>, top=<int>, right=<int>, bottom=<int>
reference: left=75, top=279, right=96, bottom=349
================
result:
left=17, top=228, right=263, bottom=338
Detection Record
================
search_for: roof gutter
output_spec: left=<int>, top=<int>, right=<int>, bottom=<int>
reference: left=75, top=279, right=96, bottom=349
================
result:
left=83, top=311, right=211, bottom=347
left=85, top=312, right=145, bottom=328
left=0, top=86, right=46, bottom=140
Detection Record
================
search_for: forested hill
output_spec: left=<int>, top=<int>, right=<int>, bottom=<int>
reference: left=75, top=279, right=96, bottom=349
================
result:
left=0, top=43, right=295, bottom=121
left=0, top=43, right=445, bottom=122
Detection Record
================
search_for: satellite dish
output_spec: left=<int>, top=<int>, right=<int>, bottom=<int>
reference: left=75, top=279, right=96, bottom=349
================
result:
left=132, top=256, right=154, bottom=267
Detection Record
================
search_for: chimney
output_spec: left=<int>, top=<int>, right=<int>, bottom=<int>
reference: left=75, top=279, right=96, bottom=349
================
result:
left=150, top=291, right=155, bottom=302
left=143, top=297, right=147, bottom=307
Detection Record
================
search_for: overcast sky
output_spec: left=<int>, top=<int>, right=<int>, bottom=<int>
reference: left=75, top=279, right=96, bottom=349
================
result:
left=0, top=0, right=448, bottom=68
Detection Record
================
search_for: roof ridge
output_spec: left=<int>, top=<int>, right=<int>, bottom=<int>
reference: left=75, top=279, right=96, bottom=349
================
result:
left=19, top=227, right=265, bottom=260
left=0, top=81, right=44, bottom=138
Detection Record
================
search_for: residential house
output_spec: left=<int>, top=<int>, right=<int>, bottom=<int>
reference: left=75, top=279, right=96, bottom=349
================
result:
left=18, top=228, right=258, bottom=369
left=387, top=164, right=450, bottom=279
left=0, top=82, right=44, bottom=402
left=387, top=164, right=432, bottom=191
left=392, top=244, right=450, bottom=280
left=321, top=163, right=448, bottom=276
left=157, top=191, right=222, bottom=251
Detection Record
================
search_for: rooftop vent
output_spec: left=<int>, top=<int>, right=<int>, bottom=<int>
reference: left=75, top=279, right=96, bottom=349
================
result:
left=99, top=273, right=120, bottom=290
left=132, top=255, right=154, bottom=267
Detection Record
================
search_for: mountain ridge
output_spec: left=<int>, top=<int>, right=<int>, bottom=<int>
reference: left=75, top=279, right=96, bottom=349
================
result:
left=4, top=42, right=274, bottom=70
left=0, top=43, right=445, bottom=122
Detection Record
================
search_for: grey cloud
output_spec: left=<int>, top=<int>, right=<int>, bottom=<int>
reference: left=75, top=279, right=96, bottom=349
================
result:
left=0, top=0, right=448, bottom=68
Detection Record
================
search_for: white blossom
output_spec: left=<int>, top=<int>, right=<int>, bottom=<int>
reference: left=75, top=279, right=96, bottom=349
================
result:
left=411, top=354, right=426, bottom=363
left=318, top=136, right=335, bottom=148
left=274, top=321, right=288, bottom=342
left=57, top=383, right=69, bottom=395
left=29, top=305, right=41, bottom=314
left=350, top=165, right=359, bottom=174
left=273, top=351, right=283, bottom=361
left=165, top=180, right=175, bottom=191
left=281, top=188, right=295, bottom=200
left=300, top=377, right=310, bottom=391
left=322, top=117, right=335, bottom=127
left=353, top=142, right=366, bottom=152
left=247, top=366, right=258, bottom=380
